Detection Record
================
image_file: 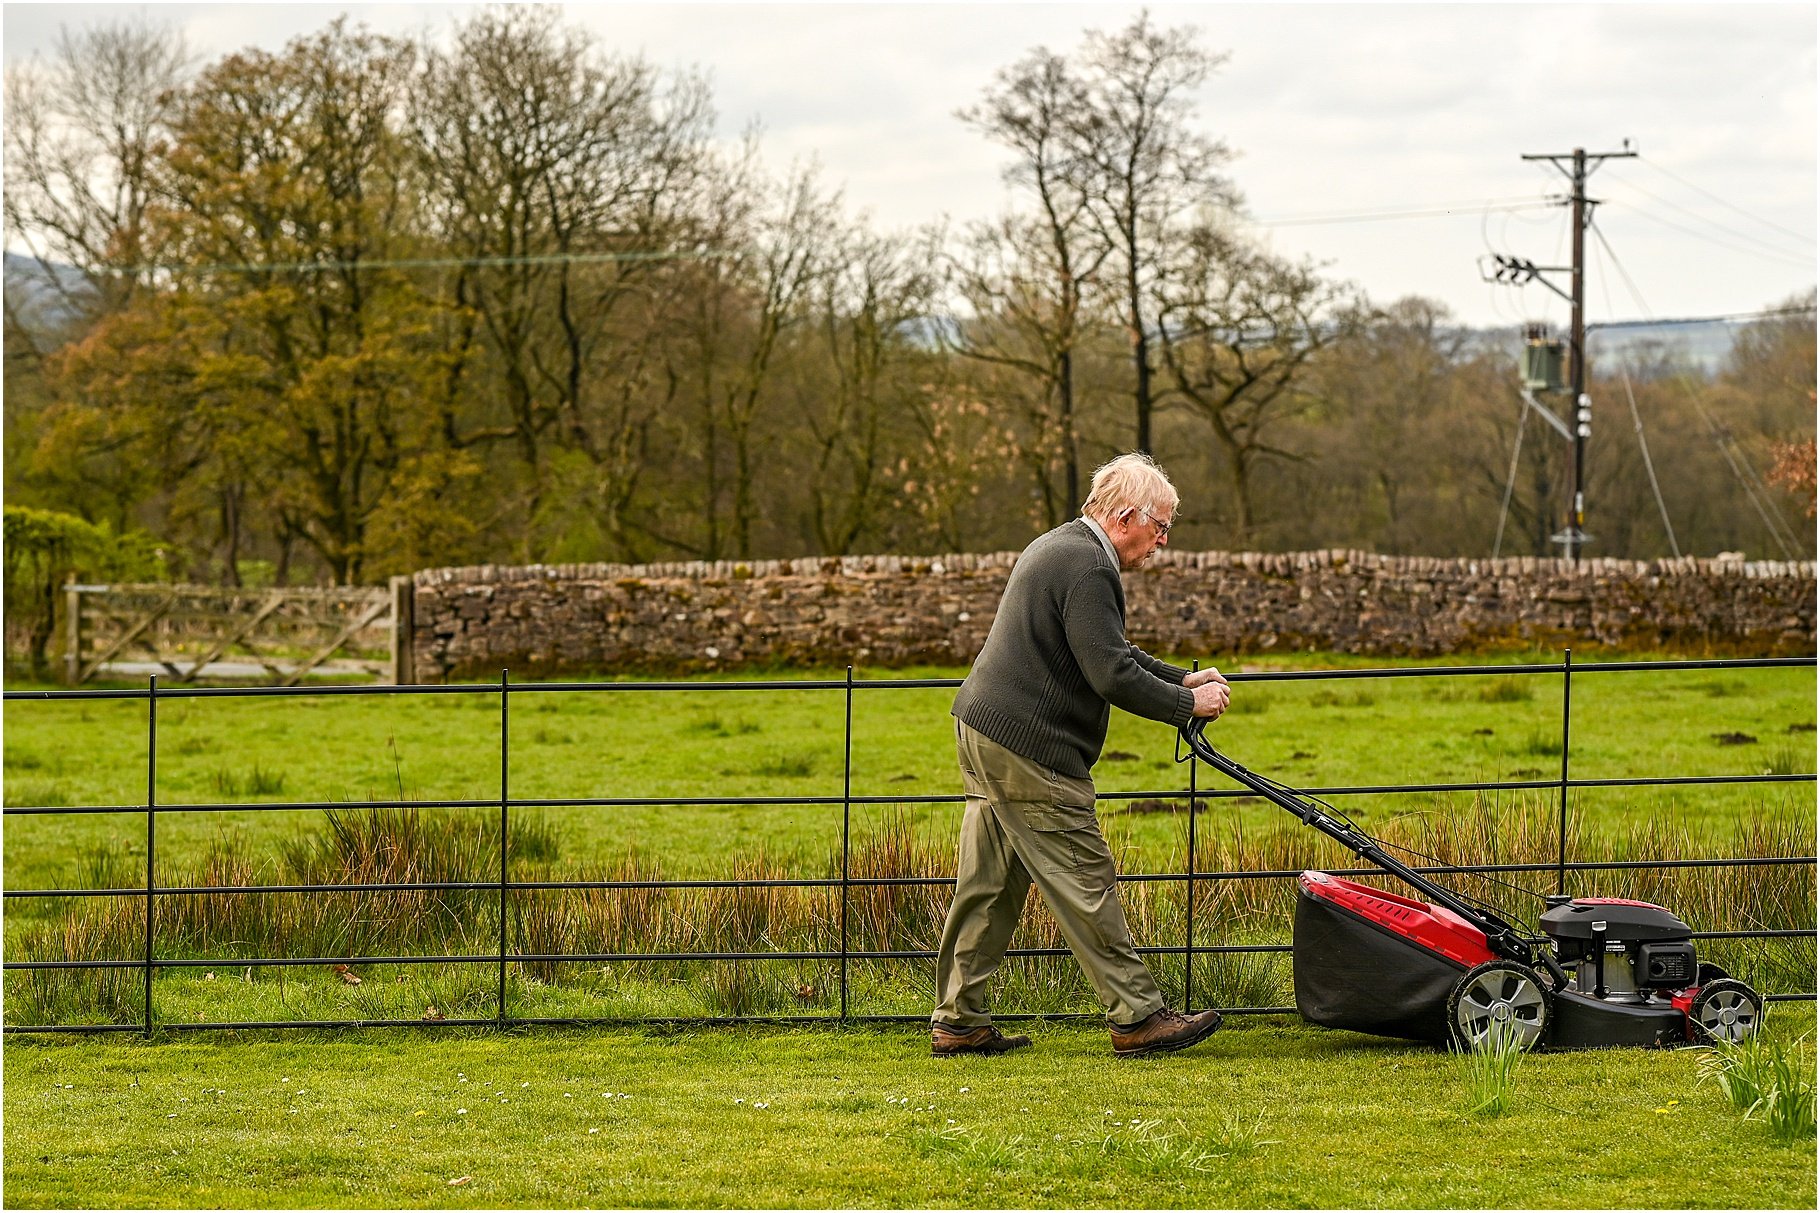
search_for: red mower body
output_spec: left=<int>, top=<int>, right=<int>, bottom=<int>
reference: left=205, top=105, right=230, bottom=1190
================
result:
left=1298, top=871, right=1498, bottom=968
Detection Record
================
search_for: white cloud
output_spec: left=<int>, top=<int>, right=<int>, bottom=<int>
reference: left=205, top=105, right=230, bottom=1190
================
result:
left=3, top=1, right=1811, bottom=324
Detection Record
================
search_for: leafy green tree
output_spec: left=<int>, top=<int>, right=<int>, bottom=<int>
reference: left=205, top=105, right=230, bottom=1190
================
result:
left=136, top=20, right=448, bottom=583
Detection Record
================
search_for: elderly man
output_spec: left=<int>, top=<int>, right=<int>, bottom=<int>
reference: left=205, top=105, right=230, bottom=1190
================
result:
left=931, top=452, right=1231, bottom=1059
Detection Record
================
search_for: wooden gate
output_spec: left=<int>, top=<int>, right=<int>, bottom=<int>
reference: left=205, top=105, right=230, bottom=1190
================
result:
left=62, top=583, right=397, bottom=685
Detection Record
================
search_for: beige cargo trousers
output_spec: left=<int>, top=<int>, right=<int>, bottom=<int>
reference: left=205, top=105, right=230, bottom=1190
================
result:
left=932, top=720, right=1167, bottom=1028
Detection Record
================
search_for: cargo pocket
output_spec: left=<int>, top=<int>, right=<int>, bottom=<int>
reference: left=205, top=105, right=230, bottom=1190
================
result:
left=1024, top=798, right=1110, bottom=879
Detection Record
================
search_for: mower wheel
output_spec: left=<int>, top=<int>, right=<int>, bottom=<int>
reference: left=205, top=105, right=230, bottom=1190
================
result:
left=1446, top=960, right=1551, bottom=1052
left=1690, top=978, right=1764, bottom=1044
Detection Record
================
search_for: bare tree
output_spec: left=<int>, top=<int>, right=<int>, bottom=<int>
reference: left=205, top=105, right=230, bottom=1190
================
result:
left=1153, top=223, right=1359, bottom=544
left=805, top=223, right=939, bottom=553
left=1072, top=11, right=1238, bottom=455
left=724, top=164, right=836, bottom=559
left=944, top=218, right=1092, bottom=527
left=3, top=17, right=192, bottom=312
left=1302, top=297, right=1481, bottom=553
left=956, top=47, right=1110, bottom=507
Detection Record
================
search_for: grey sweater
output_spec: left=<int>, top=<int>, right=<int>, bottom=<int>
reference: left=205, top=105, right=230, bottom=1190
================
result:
left=952, top=519, right=1195, bottom=778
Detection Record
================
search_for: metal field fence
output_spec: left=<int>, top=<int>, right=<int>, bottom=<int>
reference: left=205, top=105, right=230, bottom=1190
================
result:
left=4, top=652, right=1815, bottom=1036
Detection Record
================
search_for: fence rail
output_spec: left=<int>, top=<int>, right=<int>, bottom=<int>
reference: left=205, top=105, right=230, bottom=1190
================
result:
left=4, top=653, right=1815, bottom=1036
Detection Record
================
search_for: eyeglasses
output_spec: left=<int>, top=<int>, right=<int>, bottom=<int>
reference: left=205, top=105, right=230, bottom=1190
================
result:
left=1137, top=506, right=1173, bottom=538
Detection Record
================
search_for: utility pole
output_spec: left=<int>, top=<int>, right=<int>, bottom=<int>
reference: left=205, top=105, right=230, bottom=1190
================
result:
left=1518, top=143, right=1636, bottom=561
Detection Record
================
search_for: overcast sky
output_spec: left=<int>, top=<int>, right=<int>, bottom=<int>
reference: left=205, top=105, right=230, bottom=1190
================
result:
left=5, top=2, right=1815, bottom=328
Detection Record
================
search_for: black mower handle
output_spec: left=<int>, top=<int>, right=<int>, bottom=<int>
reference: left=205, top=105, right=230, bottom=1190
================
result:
left=1177, top=715, right=1220, bottom=765
left=1171, top=710, right=1546, bottom=970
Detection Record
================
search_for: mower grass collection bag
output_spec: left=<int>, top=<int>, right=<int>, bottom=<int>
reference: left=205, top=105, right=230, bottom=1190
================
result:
left=1292, top=871, right=1490, bottom=1042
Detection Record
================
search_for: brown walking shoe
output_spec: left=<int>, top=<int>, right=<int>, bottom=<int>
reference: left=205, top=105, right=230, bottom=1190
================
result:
left=1108, top=1007, right=1223, bottom=1058
left=931, top=1023, right=1033, bottom=1057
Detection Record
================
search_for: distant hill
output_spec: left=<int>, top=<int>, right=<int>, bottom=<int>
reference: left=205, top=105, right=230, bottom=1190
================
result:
left=1587, top=320, right=1741, bottom=376
left=3, top=252, right=95, bottom=345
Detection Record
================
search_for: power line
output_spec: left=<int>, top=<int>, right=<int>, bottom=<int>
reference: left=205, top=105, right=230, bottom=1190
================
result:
left=1492, top=393, right=1531, bottom=559
left=1590, top=231, right=1681, bottom=557
left=1617, top=205, right=1815, bottom=271
left=1605, top=175, right=1815, bottom=262
left=1590, top=220, right=1802, bottom=559
left=1245, top=199, right=1554, bottom=228
left=1587, top=305, right=1816, bottom=332
left=84, top=249, right=735, bottom=277
left=1636, top=155, right=1817, bottom=248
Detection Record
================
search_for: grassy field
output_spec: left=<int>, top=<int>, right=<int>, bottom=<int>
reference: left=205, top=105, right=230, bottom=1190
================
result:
left=5, top=652, right=1814, bottom=887
left=5, top=1018, right=1817, bottom=1209
left=5, top=652, right=1813, bottom=1029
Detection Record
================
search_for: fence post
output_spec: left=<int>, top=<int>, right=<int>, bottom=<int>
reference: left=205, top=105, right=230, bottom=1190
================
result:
left=1556, top=648, right=1573, bottom=896
left=840, top=666, right=853, bottom=1021
left=499, top=669, right=509, bottom=1027
left=1184, top=660, right=1199, bottom=1011
left=389, top=576, right=415, bottom=685
left=63, top=581, right=82, bottom=686
left=144, top=674, right=157, bottom=1038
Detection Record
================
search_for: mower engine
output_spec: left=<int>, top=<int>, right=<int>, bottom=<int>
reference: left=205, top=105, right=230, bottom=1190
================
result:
left=1541, top=896, right=1697, bottom=1000
left=1537, top=895, right=1763, bottom=1048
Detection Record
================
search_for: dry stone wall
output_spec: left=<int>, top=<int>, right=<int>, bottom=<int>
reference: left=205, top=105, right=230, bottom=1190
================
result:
left=406, top=550, right=1815, bottom=681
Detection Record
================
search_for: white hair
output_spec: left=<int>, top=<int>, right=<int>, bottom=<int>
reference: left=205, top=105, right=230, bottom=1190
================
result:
left=1081, top=452, right=1179, bottom=522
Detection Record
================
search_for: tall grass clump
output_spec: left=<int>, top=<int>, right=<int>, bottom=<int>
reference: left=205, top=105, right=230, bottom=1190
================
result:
left=8, top=844, right=148, bottom=1025
left=1089, top=1112, right=1275, bottom=1175
left=1698, top=1034, right=1818, bottom=1144
left=906, top=1123, right=1027, bottom=1172
left=1761, top=743, right=1804, bottom=777
left=6, top=901, right=147, bottom=1026
left=1453, top=1022, right=1530, bottom=1116
left=9, top=785, right=1812, bottom=1025
left=209, top=761, right=287, bottom=798
left=7, top=807, right=551, bottom=1024
left=844, top=811, right=951, bottom=955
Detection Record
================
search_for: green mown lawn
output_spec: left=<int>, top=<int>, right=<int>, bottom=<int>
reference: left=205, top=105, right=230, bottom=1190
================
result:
left=4, top=1018, right=1815, bottom=1209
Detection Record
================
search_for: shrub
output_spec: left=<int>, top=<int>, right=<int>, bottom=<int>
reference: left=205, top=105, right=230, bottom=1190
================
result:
left=3, top=505, right=167, bottom=678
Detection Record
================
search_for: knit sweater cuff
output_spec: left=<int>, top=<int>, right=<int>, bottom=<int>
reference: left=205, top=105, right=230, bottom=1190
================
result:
left=1167, top=685, right=1195, bottom=729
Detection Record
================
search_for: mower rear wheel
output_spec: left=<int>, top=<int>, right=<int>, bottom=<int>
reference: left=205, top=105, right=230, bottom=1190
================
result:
left=1447, top=960, right=1551, bottom=1051
left=1690, top=978, right=1764, bottom=1044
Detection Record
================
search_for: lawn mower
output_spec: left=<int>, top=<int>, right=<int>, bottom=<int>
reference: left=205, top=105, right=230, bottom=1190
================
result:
left=1177, top=719, right=1766, bottom=1051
